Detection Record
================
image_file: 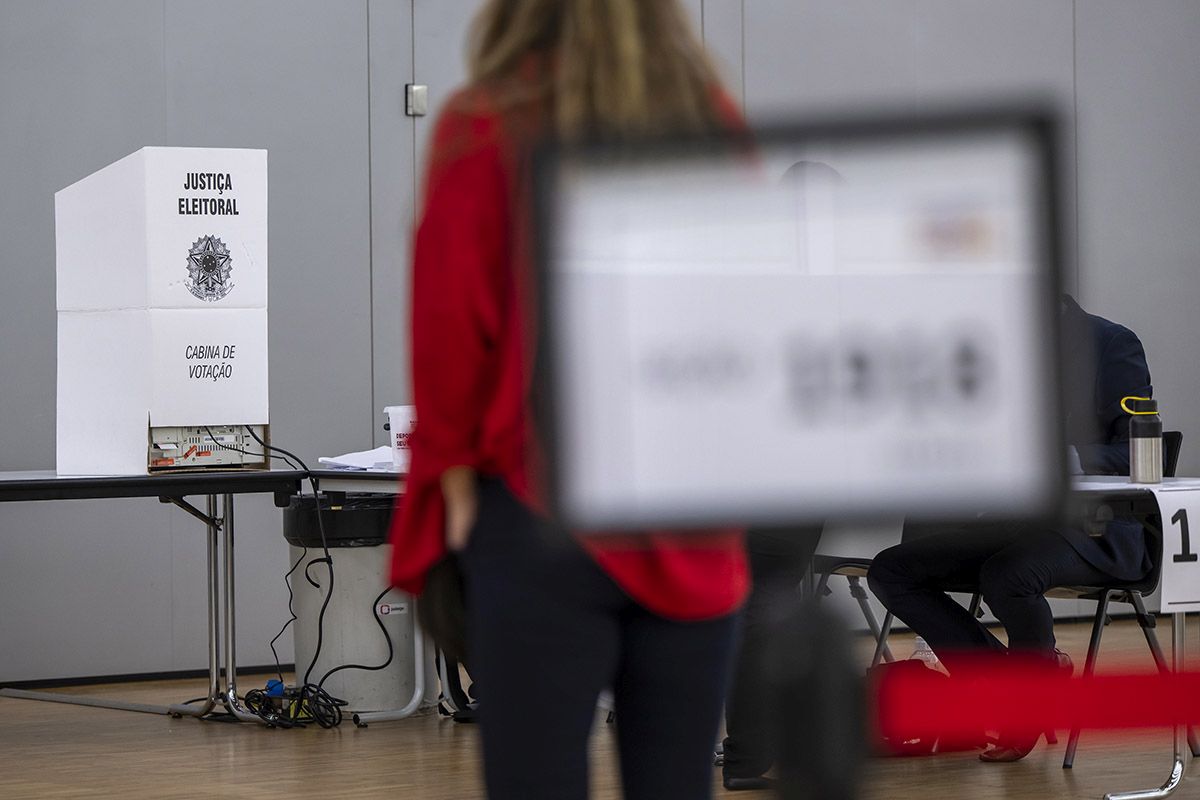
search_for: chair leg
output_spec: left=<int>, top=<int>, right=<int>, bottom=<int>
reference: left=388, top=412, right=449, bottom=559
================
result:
left=1128, top=593, right=1200, bottom=756
left=870, top=611, right=895, bottom=668
left=1063, top=591, right=1112, bottom=769
left=815, top=570, right=833, bottom=599
left=848, top=576, right=894, bottom=664
left=1130, top=593, right=1169, bottom=674
left=968, top=591, right=984, bottom=619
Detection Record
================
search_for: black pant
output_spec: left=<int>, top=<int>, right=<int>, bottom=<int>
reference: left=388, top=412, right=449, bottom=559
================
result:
left=722, top=527, right=823, bottom=779
left=866, top=525, right=1111, bottom=671
left=460, top=480, right=739, bottom=800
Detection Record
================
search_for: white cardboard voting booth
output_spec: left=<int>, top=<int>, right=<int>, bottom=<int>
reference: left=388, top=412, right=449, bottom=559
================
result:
left=55, top=147, right=269, bottom=475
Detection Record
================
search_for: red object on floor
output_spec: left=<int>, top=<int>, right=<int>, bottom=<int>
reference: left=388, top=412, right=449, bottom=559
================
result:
left=874, top=654, right=1200, bottom=743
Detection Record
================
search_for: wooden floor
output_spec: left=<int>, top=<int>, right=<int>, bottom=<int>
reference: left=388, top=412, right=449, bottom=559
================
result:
left=0, top=619, right=1196, bottom=799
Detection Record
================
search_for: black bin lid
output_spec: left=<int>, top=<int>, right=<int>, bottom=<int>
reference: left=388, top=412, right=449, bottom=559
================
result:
left=282, top=493, right=395, bottom=548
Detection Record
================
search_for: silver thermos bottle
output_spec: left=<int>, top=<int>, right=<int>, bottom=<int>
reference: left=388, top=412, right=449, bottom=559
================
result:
left=1124, top=396, right=1162, bottom=484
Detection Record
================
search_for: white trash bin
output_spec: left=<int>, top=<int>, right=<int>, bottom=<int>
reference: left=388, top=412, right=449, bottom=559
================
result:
left=284, top=494, right=437, bottom=714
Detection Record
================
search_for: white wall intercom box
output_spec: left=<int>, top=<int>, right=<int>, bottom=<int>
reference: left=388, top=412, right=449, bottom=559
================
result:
left=55, top=147, right=269, bottom=475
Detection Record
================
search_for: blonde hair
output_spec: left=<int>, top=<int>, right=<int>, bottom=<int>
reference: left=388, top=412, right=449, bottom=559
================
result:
left=468, top=0, right=723, bottom=139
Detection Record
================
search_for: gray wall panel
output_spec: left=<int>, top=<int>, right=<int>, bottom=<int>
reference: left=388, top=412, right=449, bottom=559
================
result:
left=0, top=0, right=166, bottom=470
left=6, top=0, right=1200, bottom=681
left=911, top=1, right=1078, bottom=291
left=745, top=1, right=1073, bottom=115
left=225, top=495, right=294, bottom=669
left=0, top=0, right=377, bottom=679
left=412, top=0, right=475, bottom=178
left=0, top=1, right=177, bottom=681
left=742, top=0, right=1081, bottom=376
left=369, top=0, right=416, bottom=440
left=744, top=1, right=918, bottom=119
left=1075, top=1, right=1200, bottom=476
left=163, top=0, right=375, bottom=465
left=911, top=1, right=1073, bottom=98
left=0, top=500, right=176, bottom=680
left=160, top=0, right=374, bottom=668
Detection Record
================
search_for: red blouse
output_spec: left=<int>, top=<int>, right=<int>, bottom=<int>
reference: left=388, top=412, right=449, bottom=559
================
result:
left=388, top=84, right=748, bottom=622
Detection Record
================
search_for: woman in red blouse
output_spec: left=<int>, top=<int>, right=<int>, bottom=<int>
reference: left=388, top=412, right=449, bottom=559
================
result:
left=389, top=1, right=749, bottom=796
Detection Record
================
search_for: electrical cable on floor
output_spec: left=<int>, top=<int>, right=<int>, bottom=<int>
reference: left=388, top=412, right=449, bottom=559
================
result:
left=234, top=425, right=399, bottom=729
left=189, top=427, right=404, bottom=728
left=244, top=682, right=347, bottom=729
left=210, top=425, right=308, bottom=683
left=228, top=426, right=334, bottom=688
left=194, top=426, right=344, bottom=725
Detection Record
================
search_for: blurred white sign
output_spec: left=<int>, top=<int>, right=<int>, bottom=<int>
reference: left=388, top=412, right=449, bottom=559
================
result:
left=540, top=115, right=1064, bottom=529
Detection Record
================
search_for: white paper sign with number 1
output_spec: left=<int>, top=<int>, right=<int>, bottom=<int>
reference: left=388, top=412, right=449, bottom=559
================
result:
left=1152, top=485, right=1200, bottom=610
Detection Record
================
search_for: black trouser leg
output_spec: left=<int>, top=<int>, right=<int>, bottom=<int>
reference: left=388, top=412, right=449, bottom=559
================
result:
left=722, top=527, right=822, bottom=779
left=869, top=526, right=1118, bottom=669
left=866, top=529, right=1012, bottom=666
left=614, top=605, right=739, bottom=800
left=461, top=482, right=617, bottom=799
left=461, top=480, right=737, bottom=800
left=977, top=531, right=1110, bottom=655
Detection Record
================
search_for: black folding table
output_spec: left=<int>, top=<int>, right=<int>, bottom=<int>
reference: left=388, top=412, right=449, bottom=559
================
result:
left=0, top=469, right=305, bottom=723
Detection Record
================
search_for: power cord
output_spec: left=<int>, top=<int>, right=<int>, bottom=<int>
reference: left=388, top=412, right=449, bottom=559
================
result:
left=232, top=426, right=398, bottom=728
left=207, top=425, right=310, bottom=683
left=234, top=427, right=336, bottom=688
left=201, top=425, right=341, bottom=722
left=316, top=585, right=396, bottom=692
left=241, top=425, right=305, bottom=473
left=200, top=426, right=300, bottom=469
left=268, top=544, right=308, bottom=684
left=245, top=682, right=348, bottom=729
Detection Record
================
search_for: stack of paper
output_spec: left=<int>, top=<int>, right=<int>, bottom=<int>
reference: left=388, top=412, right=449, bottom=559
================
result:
left=317, top=445, right=395, bottom=471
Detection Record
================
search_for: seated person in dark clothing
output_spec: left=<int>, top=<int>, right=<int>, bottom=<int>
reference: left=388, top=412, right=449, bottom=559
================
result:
left=866, top=295, right=1154, bottom=762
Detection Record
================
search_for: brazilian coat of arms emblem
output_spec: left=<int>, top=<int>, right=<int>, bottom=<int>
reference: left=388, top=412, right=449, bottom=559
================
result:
left=186, top=235, right=234, bottom=302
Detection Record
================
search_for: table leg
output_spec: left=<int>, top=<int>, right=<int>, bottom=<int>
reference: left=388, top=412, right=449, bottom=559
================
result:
left=1103, top=612, right=1188, bottom=800
left=0, top=490, right=280, bottom=725
left=218, top=493, right=261, bottom=722
left=169, top=494, right=221, bottom=718
left=0, top=497, right=232, bottom=719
